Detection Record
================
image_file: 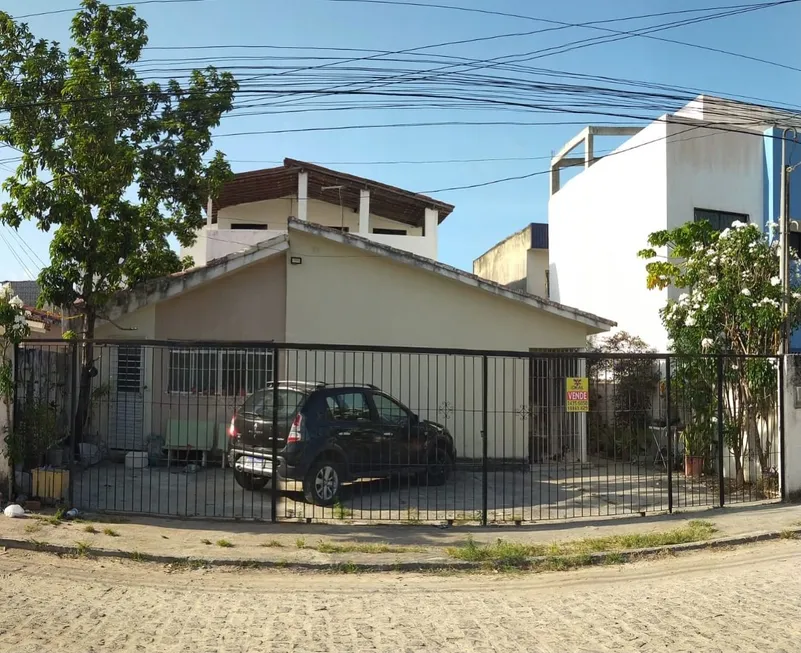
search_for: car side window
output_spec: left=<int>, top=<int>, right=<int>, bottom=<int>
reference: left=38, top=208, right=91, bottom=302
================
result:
left=326, top=392, right=372, bottom=422
left=372, top=394, right=410, bottom=426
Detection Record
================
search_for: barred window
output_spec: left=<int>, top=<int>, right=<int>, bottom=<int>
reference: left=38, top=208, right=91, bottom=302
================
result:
left=168, top=349, right=218, bottom=394
left=168, top=349, right=272, bottom=395
left=221, top=350, right=271, bottom=397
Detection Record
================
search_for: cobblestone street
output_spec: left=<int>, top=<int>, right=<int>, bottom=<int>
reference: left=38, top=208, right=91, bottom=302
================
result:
left=1, top=541, right=800, bottom=652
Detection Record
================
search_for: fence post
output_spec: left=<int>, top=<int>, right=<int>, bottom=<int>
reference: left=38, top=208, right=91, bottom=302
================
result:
left=68, top=342, right=78, bottom=508
left=270, top=346, right=280, bottom=523
left=717, top=355, right=725, bottom=508
left=481, top=354, right=488, bottom=527
left=665, top=356, right=673, bottom=514
left=779, top=355, right=786, bottom=502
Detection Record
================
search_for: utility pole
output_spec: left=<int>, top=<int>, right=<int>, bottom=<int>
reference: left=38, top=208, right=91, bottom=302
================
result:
left=779, top=127, right=797, bottom=355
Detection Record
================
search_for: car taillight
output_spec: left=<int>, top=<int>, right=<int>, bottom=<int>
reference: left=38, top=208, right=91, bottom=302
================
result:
left=287, top=413, right=303, bottom=443
left=228, top=414, right=239, bottom=438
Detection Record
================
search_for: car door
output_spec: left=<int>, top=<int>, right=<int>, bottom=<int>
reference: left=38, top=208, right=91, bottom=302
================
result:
left=325, top=390, right=376, bottom=475
left=370, top=393, right=417, bottom=472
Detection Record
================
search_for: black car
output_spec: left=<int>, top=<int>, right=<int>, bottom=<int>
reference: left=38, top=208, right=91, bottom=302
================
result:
left=227, top=382, right=456, bottom=506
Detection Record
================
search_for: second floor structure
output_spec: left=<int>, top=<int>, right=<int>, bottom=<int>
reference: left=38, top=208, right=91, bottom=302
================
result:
left=183, top=158, right=455, bottom=266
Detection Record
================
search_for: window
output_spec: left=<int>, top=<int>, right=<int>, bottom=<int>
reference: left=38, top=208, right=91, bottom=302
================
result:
left=168, top=349, right=272, bottom=395
left=231, top=223, right=268, bottom=230
left=694, top=208, right=749, bottom=231
left=326, top=392, right=371, bottom=421
left=242, top=389, right=304, bottom=420
left=372, top=228, right=407, bottom=236
left=372, top=394, right=410, bottom=426
left=168, top=349, right=218, bottom=394
left=790, top=232, right=801, bottom=259
left=222, top=350, right=270, bottom=396
left=116, top=346, right=142, bottom=393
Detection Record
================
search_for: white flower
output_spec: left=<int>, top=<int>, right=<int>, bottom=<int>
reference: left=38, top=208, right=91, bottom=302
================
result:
left=708, top=276, right=717, bottom=284
left=720, top=228, right=731, bottom=239
left=771, top=276, right=781, bottom=286
left=701, top=337, right=714, bottom=349
left=678, top=293, right=690, bottom=305
left=731, top=220, right=747, bottom=229
left=794, top=292, right=801, bottom=300
left=686, top=316, right=696, bottom=327
left=0, top=283, right=12, bottom=300
left=9, top=295, right=24, bottom=309
left=741, top=288, right=752, bottom=296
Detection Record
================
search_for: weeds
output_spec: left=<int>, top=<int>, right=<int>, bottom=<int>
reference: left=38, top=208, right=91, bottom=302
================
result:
left=74, top=541, right=92, bottom=557
left=24, top=522, right=43, bottom=534
left=216, top=539, right=234, bottom=548
left=129, top=551, right=146, bottom=562
left=200, top=538, right=212, bottom=545
left=295, top=537, right=306, bottom=549
left=83, top=524, right=98, bottom=534
left=237, top=560, right=262, bottom=569
left=447, top=520, right=717, bottom=570
left=167, top=558, right=206, bottom=572
left=26, top=538, right=48, bottom=551
left=260, top=540, right=284, bottom=548
left=333, top=500, right=352, bottom=520
left=103, top=527, right=119, bottom=537
left=780, top=529, right=797, bottom=540
left=332, top=562, right=360, bottom=574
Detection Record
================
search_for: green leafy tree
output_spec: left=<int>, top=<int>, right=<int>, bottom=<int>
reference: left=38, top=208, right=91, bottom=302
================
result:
left=0, top=284, right=30, bottom=499
left=639, top=219, right=799, bottom=483
left=0, top=1, right=237, bottom=443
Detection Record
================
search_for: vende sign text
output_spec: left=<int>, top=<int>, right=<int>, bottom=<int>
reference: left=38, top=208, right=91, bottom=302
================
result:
left=565, top=377, right=589, bottom=413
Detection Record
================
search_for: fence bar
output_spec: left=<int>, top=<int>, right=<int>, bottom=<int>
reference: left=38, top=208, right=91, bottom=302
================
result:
left=270, top=346, right=280, bottom=523
left=481, top=354, right=488, bottom=527
left=68, top=342, right=78, bottom=507
left=779, top=355, right=786, bottom=501
left=717, top=355, right=725, bottom=508
left=665, top=356, right=673, bottom=514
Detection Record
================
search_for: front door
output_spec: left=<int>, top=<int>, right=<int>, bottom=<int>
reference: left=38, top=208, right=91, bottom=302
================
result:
left=109, top=345, right=146, bottom=451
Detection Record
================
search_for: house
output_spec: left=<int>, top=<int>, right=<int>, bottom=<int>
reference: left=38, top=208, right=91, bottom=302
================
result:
left=182, top=158, right=454, bottom=266
left=546, top=94, right=801, bottom=351
left=472, top=223, right=549, bottom=298
left=92, top=216, right=615, bottom=462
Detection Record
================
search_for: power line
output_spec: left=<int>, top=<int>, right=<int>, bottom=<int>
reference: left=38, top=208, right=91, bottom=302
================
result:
left=0, top=227, right=35, bottom=280
left=12, top=0, right=215, bottom=20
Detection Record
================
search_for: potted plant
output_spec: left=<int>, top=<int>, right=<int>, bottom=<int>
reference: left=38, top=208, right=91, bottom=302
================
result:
left=681, top=421, right=711, bottom=478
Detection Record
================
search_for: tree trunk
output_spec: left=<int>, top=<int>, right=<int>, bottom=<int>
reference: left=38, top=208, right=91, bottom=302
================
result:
left=72, top=309, right=96, bottom=453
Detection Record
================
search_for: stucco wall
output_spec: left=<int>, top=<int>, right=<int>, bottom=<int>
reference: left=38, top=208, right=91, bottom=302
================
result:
left=549, top=120, right=669, bottom=350
left=526, top=249, right=549, bottom=298
left=284, top=230, right=595, bottom=459
left=473, top=226, right=531, bottom=290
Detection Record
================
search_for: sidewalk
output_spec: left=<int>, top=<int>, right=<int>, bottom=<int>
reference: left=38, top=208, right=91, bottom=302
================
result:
left=3, top=502, right=800, bottom=569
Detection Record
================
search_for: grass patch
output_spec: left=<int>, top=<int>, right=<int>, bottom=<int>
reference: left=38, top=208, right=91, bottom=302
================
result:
left=103, top=527, right=119, bottom=537
left=24, top=522, right=43, bottom=534
left=74, top=541, right=92, bottom=557
left=216, top=539, right=234, bottom=548
left=403, top=508, right=421, bottom=525
left=332, top=561, right=360, bottom=574
left=237, top=560, right=262, bottom=569
left=780, top=529, right=797, bottom=540
left=447, top=520, right=717, bottom=569
left=200, top=538, right=212, bottom=545
left=295, top=537, right=306, bottom=549
left=26, top=538, right=49, bottom=551
left=167, top=558, right=207, bottom=572
left=129, top=551, right=146, bottom=562
left=83, top=524, right=98, bottom=534
left=333, top=501, right=353, bottom=520
left=314, top=541, right=424, bottom=555
left=259, top=539, right=284, bottom=548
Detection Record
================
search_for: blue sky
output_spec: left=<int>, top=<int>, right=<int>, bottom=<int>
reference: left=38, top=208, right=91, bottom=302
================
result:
left=2, top=0, right=801, bottom=281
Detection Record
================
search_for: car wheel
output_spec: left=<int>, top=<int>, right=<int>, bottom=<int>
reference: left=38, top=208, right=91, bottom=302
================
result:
left=424, top=446, right=452, bottom=486
left=234, top=468, right=270, bottom=491
left=303, top=458, right=343, bottom=506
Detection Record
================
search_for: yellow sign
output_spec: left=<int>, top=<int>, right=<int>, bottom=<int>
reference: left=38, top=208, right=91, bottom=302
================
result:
left=565, top=377, right=589, bottom=412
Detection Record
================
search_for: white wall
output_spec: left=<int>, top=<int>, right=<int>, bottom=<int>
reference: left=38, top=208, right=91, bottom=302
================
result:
left=783, top=356, right=801, bottom=498
left=549, top=120, right=670, bottom=350
left=665, top=119, right=765, bottom=233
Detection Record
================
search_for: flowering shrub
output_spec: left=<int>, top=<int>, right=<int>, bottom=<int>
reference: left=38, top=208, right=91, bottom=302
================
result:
left=639, top=220, right=797, bottom=483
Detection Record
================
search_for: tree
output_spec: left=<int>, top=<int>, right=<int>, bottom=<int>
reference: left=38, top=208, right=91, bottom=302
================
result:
left=0, top=1, right=238, bottom=444
left=0, top=284, right=30, bottom=499
left=638, top=219, right=800, bottom=484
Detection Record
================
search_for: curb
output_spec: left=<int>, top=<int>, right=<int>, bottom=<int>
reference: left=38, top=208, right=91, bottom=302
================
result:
left=2, top=526, right=800, bottom=572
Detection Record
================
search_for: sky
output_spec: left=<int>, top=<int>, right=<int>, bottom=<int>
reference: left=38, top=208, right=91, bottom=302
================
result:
left=2, top=0, right=801, bottom=281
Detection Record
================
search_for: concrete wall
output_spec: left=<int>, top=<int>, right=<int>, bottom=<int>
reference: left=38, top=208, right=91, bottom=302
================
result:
left=549, top=120, right=669, bottom=350
left=526, top=249, right=549, bottom=298
left=783, top=355, right=801, bottom=498
left=473, top=226, right=531, bottom=291
left=285, top=230, right=594, bottom=459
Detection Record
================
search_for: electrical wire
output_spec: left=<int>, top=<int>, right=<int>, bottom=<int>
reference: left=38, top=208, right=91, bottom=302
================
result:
left=12, top=0, right=216, bottom=21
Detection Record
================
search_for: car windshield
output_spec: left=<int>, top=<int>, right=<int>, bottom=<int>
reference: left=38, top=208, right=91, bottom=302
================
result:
left=241, top=389, right=305, bottom=419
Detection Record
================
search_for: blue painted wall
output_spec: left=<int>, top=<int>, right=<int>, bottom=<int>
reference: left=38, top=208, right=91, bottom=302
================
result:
left=764, top=127, right=801, bottom=351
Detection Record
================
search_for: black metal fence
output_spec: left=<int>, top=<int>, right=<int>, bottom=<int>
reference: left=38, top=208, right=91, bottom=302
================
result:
left=11, top=340, right=783, bottom=524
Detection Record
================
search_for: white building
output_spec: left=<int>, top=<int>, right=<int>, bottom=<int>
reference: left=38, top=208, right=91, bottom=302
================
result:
left=548, top=95, right=801, bottom=351
left=183, top=158, right=452, bottom=266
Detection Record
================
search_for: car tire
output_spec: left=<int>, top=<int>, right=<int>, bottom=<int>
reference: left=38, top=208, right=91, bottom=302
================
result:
left=424, top=446, right=452, bottom=486
left=303, top=458, right=343, bottom=506
left=234, top=468, right=270, bottom=491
